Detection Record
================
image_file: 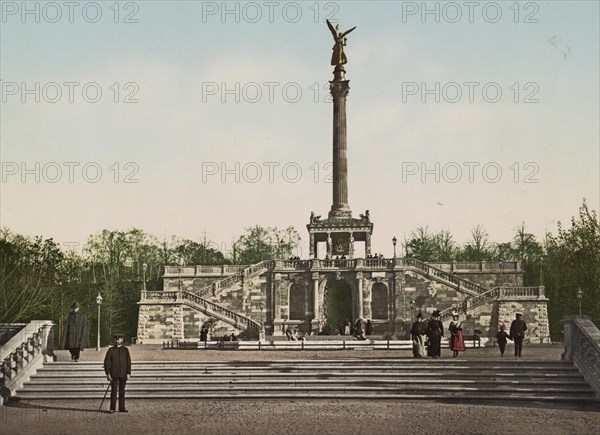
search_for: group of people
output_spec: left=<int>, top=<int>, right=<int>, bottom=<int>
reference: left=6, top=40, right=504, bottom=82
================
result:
left=497, top=313, right=528, bottom=357
left=285, top=327, right=305, bottom=341
left=410, top=311, right=528, bottom=358
left=409, top=310, right=450, bottom=358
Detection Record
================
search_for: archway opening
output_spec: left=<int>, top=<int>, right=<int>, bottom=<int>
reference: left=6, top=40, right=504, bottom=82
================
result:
left=371, top=283, right=389, bottom=320
left=325, top=280, right=353, bottom=333
left=289, top=284, right=306, bottom=320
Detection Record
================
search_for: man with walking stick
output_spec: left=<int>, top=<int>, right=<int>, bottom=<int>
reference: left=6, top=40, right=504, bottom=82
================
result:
left=103, top=333, right=131, bottom=413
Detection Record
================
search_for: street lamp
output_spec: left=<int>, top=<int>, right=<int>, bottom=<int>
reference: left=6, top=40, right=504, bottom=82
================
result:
left=392, top=236, right=397, bottom=259
left=259, top=301, right=265, bottom=341
left=539, top=256, right=544, bottom=286
left=95, top=293, right=103, bottom=351
left=577, top=288, right=583, bottom=316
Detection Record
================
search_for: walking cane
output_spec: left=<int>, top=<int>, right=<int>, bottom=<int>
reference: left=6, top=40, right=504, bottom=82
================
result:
left=98, top=379, right=111, bottom=412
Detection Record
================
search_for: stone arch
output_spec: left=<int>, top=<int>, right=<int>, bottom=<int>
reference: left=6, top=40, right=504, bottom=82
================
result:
left=371, top=282, right=389, bottom=320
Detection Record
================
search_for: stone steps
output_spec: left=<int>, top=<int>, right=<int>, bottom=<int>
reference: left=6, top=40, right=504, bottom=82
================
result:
left=15, top=359, right=599, bottom=404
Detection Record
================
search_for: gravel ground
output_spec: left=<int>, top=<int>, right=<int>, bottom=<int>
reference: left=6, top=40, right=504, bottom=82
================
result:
left=2, top=344, right=598, bottom=435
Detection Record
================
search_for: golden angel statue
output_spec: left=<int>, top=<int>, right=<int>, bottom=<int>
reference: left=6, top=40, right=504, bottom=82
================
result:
left=326, top=19, right=357, bottom=66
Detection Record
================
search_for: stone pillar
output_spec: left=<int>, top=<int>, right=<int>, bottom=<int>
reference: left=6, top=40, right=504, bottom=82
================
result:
left=272, top=273, right=284, bottom=335
left=357, top=272, right=363, bottom=319
left=312, top=272, right=320, bottom=333
left=329, top=80, right=352, bottom=219
left=309, top=232, right=315, bottom=258
left=365, top=232, right=372, bottom=257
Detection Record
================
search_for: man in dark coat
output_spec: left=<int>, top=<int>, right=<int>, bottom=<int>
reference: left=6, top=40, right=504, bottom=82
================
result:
left=104, top=333, right=132, bottom=413
left=427, top=310, right=444, bottom=358
left=510, top=313, right=527, bottom=357
left=61, top=302, right=88, bottom=362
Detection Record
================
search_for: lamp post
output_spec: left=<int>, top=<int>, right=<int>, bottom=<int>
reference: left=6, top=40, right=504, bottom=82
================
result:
left=142, top=263, right=147, bottom=291
left=539, top=256, right=544, bottom=286
left=577, top=288, right=583, bottom=316
left=96, top=293, right=103, bottom=351
left=259, top=301, right=265, bottom=341
left=392, top=236, right=397, bottom=259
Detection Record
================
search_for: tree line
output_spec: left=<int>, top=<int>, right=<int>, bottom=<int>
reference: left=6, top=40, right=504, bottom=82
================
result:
left=0, top=226, right=300, bottom=345
left=1, top=200, right=597, bottom=342
left=404, top=199, right=599, bottom=339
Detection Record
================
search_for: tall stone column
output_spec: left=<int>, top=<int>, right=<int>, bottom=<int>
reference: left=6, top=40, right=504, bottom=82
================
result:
left=329, top=79, right=352, bottom=219
left=356, top=272, right=363, bottom=319
left=312, top=272, right=320, bottom=330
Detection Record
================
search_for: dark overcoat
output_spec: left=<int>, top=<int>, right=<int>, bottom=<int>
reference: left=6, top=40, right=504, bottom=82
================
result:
left=510, top=318, right=528, bottom=339
left=61, top=311, right=88, bottom=350
left=104, top=345, right=132, bottom=378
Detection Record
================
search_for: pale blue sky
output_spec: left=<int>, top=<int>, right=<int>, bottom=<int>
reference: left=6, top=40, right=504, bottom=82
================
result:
left=1, top=1, right=598, bottom=256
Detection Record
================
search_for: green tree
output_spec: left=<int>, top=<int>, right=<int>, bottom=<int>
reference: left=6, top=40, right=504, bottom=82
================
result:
left=432, top=229, right=457, bottom=261
left=544, top=199, right=600, bottom=339
left=234, top=226, right=301, bottom=264
left=0, top=230, right=65, bottom=323
left=405, top=226, right=436, bottom=261
left=459, top=225, right=496, bottom=261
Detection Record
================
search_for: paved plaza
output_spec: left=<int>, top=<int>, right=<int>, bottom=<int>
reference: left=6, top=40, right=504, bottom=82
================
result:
left=2, top=345, right=598, bottom=435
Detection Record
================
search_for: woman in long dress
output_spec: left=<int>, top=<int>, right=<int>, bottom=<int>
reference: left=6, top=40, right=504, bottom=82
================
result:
left=427, top=310, right=444, bottom=358
left=450, top=314, right=466, bottom=357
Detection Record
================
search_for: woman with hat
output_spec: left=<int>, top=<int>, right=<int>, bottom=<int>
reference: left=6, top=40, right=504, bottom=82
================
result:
left=427, top=310, right=444, bottom=358
left=449, top=313, right=466, bottom=357
left=410, top=313, right=427, bottom=358
left=61, top=302, right=88, bottom=362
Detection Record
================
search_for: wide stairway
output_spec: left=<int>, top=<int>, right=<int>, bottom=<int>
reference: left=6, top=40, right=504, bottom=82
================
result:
left=14, top=358, right=599, bottom=403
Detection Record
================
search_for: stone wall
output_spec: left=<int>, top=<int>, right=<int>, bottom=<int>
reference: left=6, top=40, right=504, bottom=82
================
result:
left=138, top=261, right=550, bottom=343
left=137, top=304, right=183, bottom=342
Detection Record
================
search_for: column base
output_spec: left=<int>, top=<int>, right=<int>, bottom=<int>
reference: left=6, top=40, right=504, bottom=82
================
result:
left=329, top=206, right=352, bottom=219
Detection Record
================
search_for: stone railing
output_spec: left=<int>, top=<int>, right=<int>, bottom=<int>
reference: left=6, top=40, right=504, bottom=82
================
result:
left=0, top=320, right=54, bottom=405
left=0, top=323, right=27, bottom=346
left=274, top=260, right=311, bottom=270
left=364, top=258, right=394, bottom=269
left=439, top=286, right=545, bottom=320
left=191, top=260, right=274, bottom=298
left=142, top=291, right=260, bottom=332
left=500, top=286, right=545, bottom=298
left=562, top=316, right=600, bottom=399
left=405, top=258, right=488, bottom=295
left=427, top=261, right=521, bottom=272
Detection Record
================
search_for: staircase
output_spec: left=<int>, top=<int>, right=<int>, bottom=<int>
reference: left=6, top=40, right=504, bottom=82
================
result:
left=195, top=260, right=274, bottom=298
left=404, top=258, right=488, bottom=297
left=143, top=291, right=260, bottom=332
left=13, top=359, right=599, bottom=403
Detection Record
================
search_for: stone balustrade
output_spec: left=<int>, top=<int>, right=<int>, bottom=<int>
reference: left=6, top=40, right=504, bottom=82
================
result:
left=164, top=259, right=522, bottom=276
left=141, top=291, right=260, bottom=332
left=0, top=320, right=54, bottom=405
left=561, top=316, right=600, bottom=399
left=427, top=261, right=521, bottom=272
left=440, top=286, right=546, bottom=320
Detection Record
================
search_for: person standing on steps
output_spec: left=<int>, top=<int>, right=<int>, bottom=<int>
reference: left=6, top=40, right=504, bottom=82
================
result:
left=410, top=313, right=427, bottom=358
left=449, top=314, right=466, bottom=358
left=510, top=313, right=527, bottom=357
left=61, top=302, right=88, bottom=362
left=427, top=310, right=444, bottom=358
left=104, top=333, right=132, bottom=413
left=496, top=324, right=511, bottom=357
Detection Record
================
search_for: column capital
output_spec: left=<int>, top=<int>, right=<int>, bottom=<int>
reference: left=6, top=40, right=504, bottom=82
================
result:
left=329, top=80, right=350, bottom=98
